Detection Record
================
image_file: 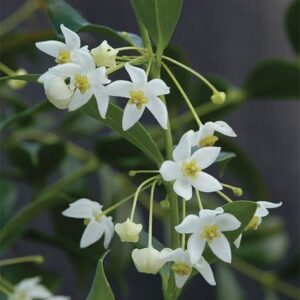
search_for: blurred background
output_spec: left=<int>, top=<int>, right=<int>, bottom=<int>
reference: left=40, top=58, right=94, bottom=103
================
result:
left=0, top=0, right=299, bottom=299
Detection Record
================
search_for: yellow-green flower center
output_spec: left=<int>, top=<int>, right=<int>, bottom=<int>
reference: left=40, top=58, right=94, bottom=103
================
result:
left=128, top=90, right=148, bottom=109
left=171, top=262, right=192, bottom=276
left=75, top=74, right=91, bottom=94
left=182, top=159, right=201, bottom=179
left=201, top=224, right=221, bottom=242
left=245, top=216, right=261, bottom=231
left=56, top=49, right=71, bottom=64
left=199, top=135, right=219, bottom=147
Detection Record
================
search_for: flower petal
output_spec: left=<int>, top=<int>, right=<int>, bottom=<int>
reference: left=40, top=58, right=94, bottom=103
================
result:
left=192, top=172, right=222, bottom=193
left=102, top=216, right=114, bottom=249
left=146, top=79, right=170, bottom=96
left=214, top=121, right=237, bottom=137
left=175, top=274, right=190, bottom=288
left=89, top=67, right=110, bottom=85
left=215, top=213, right=241, bottom=232
left=160, top=161, right=181, bottom=181
left=191, top=147, right=221, bottom=169
left=61, top=24, right=81, bottom=49
left=173, top=138, right=191, bottom=162
left=35, top=41, right=66, bottom=58
left=107, top=80, right=133, bottom=98
left=209, top=233, right=231, bottom=263
left=50, top=63, right=81, bottom=77
left=93, top=86, right=110, bottom=118
left=29, top=286, right=52, bottom=299
left=68, top=89, right=93, bottom=111
left=234, top=234, right=242, bottom=248
left=173, top=178, right=193, bottom=200
left=122, top=103, right=145, bottom=130
left=76, top=51, right=95, bottom=72
left=62, top=204, right=93, bottom=219
left=256, top=201, right=282, bottom=218
left=146, top=95, right=168, bottom=129
left=187, top=234, right=206, bottom=264
left=125, top=63, right=147, bottom=87
left=80, top=221, right=104, bottom=248
left=175, top=215, right=201, bottom=234
left=194, top=257, right=216, bottom=285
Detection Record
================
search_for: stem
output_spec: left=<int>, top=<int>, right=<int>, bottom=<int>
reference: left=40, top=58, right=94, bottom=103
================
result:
left=129, top=170, right=159, bottom=176
left=148, top=180, right=157, bottom=247
left=116, top=46, right=147, bottom=52
left=106, top=56, right=146, bottom=75
left=0, top=62, right=14, bottom=75
left=0, top=255, right=43, bottom=267
left=195, top=189, right=203, bottom=210
left=217, top=191, right=233, bottom=203
left=0, top=284, right=11, bottom=296
left=181, top=199, right=186, bottom=249
left=162, top=62, right=202, bottom=127
left=0, top=277, right=14, bottom=292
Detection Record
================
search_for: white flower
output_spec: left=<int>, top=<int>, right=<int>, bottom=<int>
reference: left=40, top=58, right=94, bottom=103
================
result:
left=8, top=277, right=70, bottom=300
left=181, top=121, right=236, bottom=148
left=36, top=24, right=88, bottom=64
left=234, top=201, right=282, bottom=248
left=115, top=218, right=142, bottom=243
left=50, top=51, right=111, bottom=116
left=132, top=246, right=165, bottom=274
left=175, top=208, right=240, bottom=264
left=91, top=41, right=119, bottom=68
left=62, top=198, right=114, bottom=249
left=161, top=248, right=216, bottom=288
left=107, top=63, right=169, bottom=130
left=159, top=137, right=222, bottom=200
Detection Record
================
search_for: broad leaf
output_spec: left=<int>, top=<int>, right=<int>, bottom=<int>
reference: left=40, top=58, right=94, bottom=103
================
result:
left=243, top=59, right=300, bottom=99
left=131, top=0, right=182, bottom=50
left=285, top=0, right=300, bottom=54
left=86, top=251, right=115, bottom=300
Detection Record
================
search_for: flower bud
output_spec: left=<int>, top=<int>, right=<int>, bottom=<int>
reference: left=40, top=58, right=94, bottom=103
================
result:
left=115, top=218, right=142, bottom=243
left=132, top=247, right=165, bottom=274
left=210, top=91, right=226, bottom=105
left=91, top=41, right=118, bottom=68
left=8, top=68, right=27, bottom=90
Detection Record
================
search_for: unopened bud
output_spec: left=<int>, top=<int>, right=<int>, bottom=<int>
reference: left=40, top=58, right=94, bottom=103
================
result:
left=160, top=199, right=170, bottom=209
left=211, top=91, right=226, bottom=105
left=233, top=188, right=243, bottom=197
left=8, top=69, right=27, bottom=90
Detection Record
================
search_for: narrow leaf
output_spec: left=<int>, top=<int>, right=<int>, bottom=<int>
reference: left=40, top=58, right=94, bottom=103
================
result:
left=285, top=0, right=300, bottom=54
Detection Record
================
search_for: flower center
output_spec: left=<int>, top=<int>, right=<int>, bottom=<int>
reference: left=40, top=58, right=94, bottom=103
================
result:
left=199, top=135, right=219, bottom=147
left=128, top=90, right=148, bottom=109
left=56, top=49, right=71, bottom=64
left=15, top=290, right=27, bottom=300
left=75, top=74, right=91, bottom=94
left=182, top=159, right=201, bottom=179
left=201, top=224, right=221, bottom=242
left=171, top=262, right=192, bottom=276
left=245, top=216, right=261, bottom=231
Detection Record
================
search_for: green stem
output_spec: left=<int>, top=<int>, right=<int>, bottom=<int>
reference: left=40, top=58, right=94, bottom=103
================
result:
left=106, top=56, right=146, bottom=75
left=148, top=180, right=157, bottom=247
left=217, top=191, right=233, bottom=203
left=181, top=199, right=186, bottom=249
left=0, top=255, right=44, bottom=266
left=0, top=63, right=14, bottom=75
left=195, top=189, right=203, bottom=210
left=0, top=284, right=11, bottom=296
left=0, top=277, right=14, bottom=293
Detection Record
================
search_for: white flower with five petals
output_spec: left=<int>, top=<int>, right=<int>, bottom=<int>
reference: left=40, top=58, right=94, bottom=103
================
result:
left=175, top=208, right=240, bottom=264
left=161, top=248, right=216, bottom=288
left=107, top=63, right=169, bottom=130
left=91, top=40, right=119, bottom=68
left=62, top=198, right=114, bottom=249
left=159, top=137, right=222, bottom=200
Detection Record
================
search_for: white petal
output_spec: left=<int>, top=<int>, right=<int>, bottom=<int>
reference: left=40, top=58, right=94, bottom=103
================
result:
left=125, top=63, right=147, bottom=87
left=68, top=89, right=93, bottom=111
left=48, top=297, right=70, bottom=300
left=80, top=221, right=104, bottom=248
left=197, top=122, right=215, bottom=141
left=71, top=198, right=102, bottom=210
left=106, top=80, right=133, bottom=98
left=179, top=130, right=196, bottom=145
left=29, top=285, right=52, bottom=299
left=159, top=161, right=181, bottom=181
left=35, top=41, right=65, bottom=57
left=51, top=63, right=81, bottom=77
left=187, top=234, right=206, bottom=264
left=173, top=178, right=193, bottom=200
left=215, top=213, right=241, bottom=232
left=255, top=205, right=269, bottom=217
left=209, top=233, right=231, bottom=263
left=122, top=103, right=145, bottom=130
left=160, top=248, right=184, bottom=262
left=234, top=234, right=242, bottom=248
left=175, top=215, right=201, bottom=234
left=191, top=147, right=221, bottom=169
left=257, top=201, right=282, bottom=214
left=194, top=257, right=216, bottom=285
left=62, top=204, right=93, bottom=219
left=214, top=121, right=237, bottom=137
left=146, top=79, right=170, bottom=96
left=192, top=172, right=222, bottom=193
left=76, top=51, right=95, bottom=72
left=102, top=217, right=114, bottom=249
left=61, top=24, right=81, bottom=49
left=175, top=274, right=190, bottom=288
left=173, top=138, right=191, bottom=162
left=146, top=95, right=168, bottom=129
left=198, top=209, right=219, bottom=224
left=17, top=277, right=41, bottom=289
left=89, top=67, right=110, bottom=85
left=93, top=87, right=110, bottom=118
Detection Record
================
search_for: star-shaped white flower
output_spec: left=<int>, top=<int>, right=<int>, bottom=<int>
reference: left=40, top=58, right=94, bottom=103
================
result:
left=107, top=63, right=169, bottom=130
left=234, top=201, right=282, bottom=248
left=62, top=198, right=114, bottom=249
left=115, top=218, right=142, bottom=243
left=176, top=208, right=241, bottom=264
left=91, top=40, right=119, bottom=68
left=181, top=121, right=236, bottom=148
left=36, top=24, right=88, bottom=64
left=8, top=277, right=69, bottom=300
left=49, top=51, right=111, bottom=116
left=161, top=248, right=215, bottom=288
left=159, top=137, right=222, bottom=200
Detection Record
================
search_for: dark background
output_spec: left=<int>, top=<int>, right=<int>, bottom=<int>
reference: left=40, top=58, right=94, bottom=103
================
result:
left=1, top=0, right=299, bottom=299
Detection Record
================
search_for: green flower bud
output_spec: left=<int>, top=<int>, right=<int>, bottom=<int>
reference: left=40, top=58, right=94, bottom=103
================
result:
left=210, top=91, right=226, bottom=105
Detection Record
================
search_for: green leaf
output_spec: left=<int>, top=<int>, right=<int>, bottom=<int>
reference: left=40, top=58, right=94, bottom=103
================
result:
left=86, top=251, right=115, bottom=300
left=215, top=151, right=236, bottom=163
left=44, top=0, right=142, bottom=46
left=243, top=59, right=300, bottom=99
left=0, top=180, right=17, bottom=227
left=285, top=0, right=300, bottom=54
left=131, top=0, right=182, bottom=50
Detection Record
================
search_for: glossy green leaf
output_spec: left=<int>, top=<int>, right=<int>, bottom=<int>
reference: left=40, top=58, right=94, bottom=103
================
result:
left=243, top=59, right=300, bottom=99
left=131, top=0, right=182, bottom=50
left=285, top=0, right=300, bottom=54
left=86, top=251, right=115, bottom=300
